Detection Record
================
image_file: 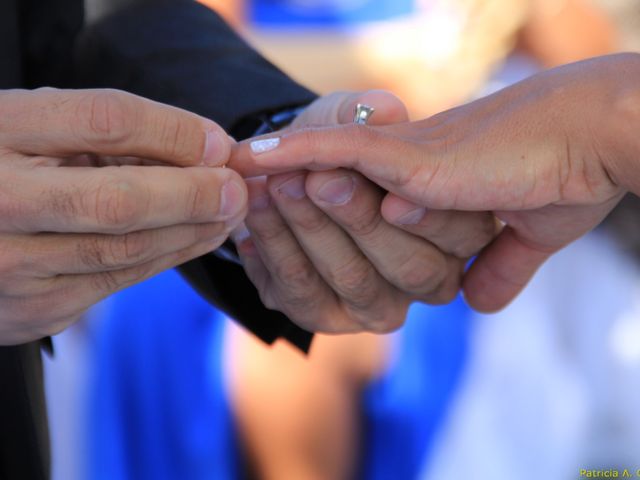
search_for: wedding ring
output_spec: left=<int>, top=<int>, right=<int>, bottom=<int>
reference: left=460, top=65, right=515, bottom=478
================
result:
left=354, top=104, right=375, bottom=125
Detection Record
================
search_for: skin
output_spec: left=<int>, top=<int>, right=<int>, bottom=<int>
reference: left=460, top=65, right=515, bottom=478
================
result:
left=228, top=7, right=619, bottom=480
left=234, top=90, right=498, bottom=334
left=0, top=87, right=495, bottom=344
left=226, top=325, right=386, bottom=480
left=230, top=53, right=640, bottom=318
left=0, top=88, right=246, bottom=345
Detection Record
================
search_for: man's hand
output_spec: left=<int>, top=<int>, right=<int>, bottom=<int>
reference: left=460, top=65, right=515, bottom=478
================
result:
left=0, top=88, right=246, bottom=344
left=230, top=54, right=640, bottom=313
left=234, top=90, right=497, bottom=334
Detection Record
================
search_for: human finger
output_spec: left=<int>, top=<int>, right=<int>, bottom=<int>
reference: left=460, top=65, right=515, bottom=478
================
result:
left=334, top=90, right=409, bottom=125
left=242, top=176, right=365, bottom=334
left=228, top=123, right=425, bottom=198
left=7, top=222, right=228, bottom=278
left=462, top=198, right=620, bottom=311
left=0, top=165, right=247, bottom=234
left=304, top=169, right=460, bottom=303
left=381, top=193, right=499, bottom=258
left=267, top=171, right=408, bottom=330
left=291, top=90, right=409, bottom=130
left=0, top=88, right=231, bottom=166
left=461, top=226, right=553, bottom=312
left=1, top=236, right=229, bottom=342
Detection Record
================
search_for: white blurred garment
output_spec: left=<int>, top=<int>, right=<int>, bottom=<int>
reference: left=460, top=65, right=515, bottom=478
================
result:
left=421, top=230, right=640, bottom=480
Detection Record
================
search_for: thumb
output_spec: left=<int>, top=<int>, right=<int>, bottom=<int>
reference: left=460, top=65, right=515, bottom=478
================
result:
left=462, top=226, right=554, bottom=312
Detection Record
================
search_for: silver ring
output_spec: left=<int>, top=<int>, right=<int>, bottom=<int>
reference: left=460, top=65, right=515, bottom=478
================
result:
left=354, top=103, right=375, bottom=125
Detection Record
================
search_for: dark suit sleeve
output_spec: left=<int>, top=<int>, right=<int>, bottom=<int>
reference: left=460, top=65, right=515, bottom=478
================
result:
left=74, top=0, right=316, bottom=351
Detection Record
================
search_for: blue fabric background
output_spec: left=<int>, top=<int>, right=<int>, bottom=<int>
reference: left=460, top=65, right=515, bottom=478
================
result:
left=87, top=269, right=237, bottom=480
left=360, top=297, right=471, bottom=480
left=249, top=0, right=415, bottom=26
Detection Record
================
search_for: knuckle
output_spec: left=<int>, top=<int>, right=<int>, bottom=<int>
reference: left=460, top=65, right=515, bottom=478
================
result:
left=76, top=90, right=133, bottom=146
left=159, top=114, right=191, bottom=162
left=366, top=317, right=403, bottom=334
left=90, top=269, right=120, bottom=293
left=119, top=262, right=156, bottom=287
left=422, top=261, right=463, bottom=304
left=245, top=216, right=284, bottom=243
left=300, top=128, right=320, bottom=151
left=82, top=232, right=153, bottom=269
left=351, top=301, right=408, bottom=334
left=184, top=181, right=208, bottom=221
left=302, top=310, right=363, bottom=335
left=118, top=232, right=154, bottom=264
left=45, top=185, right=82, bottom=220
left=91, top=176, right=146, bottom=232
left=275, top=254, right=317, bottom=291
left=331, top=256, right=379, bottom=308
left=393, top=251, right=447, bottom=295
left=345, top=207, right=382, bottom=237
left=423, top=282, right=459, bottom=306
left=77, top=236, right=108, bottom=269
left=90, top=261, right=154, bottom=293
left=289, top=208, right=331, bottom=234
left=433, top=212, right=497, bottom=258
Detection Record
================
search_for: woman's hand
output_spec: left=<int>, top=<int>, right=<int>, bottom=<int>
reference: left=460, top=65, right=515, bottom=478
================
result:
left=231, top=54, right=640, bottom=312
left=234, top=90, right=497, bottom=334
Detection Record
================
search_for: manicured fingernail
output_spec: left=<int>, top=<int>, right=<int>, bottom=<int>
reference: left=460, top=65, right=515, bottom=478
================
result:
left=250, top=137, right=280, bottom=154
left=232, top=225, right=257, bottom=256
left=203, top=129, right=228, bottom=166
left=316, top=176, right=354, bottom=205
left=231, top=224, right=251, bottom=244
left=395, top=207, right=426, bottom=225
left=220, top=180, right=246, bottom=218
left=249, top=192, right=271, bottom=211
left=276, top=175, right=306, bottom=200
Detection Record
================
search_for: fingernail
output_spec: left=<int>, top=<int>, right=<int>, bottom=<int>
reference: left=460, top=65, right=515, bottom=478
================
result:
left=231, top=224, right=251, bottom=244
left=395, top=207, right=426, bottom=225
left=203, top=129, right=228, bottom=166
left=220, top=180, right=246, bottom=218
left=249, top=192, right=271, bottom=211
left=316, top=176, right=354, bottom=205
left=250, top=137, right=280, bottom=154
left=276, top=175, right=306, bottom=200
left=231, top=225, right=257, bottom=256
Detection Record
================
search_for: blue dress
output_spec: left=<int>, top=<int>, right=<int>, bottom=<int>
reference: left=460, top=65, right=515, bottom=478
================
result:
left=359, top=297, right=472, bottom=480
left=87, top=269, right=237, bottom=480
left=86, top=270, right=471, bottom=480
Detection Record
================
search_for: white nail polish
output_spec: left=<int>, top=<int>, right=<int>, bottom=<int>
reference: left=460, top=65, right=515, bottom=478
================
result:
left=250, top=137, right=281, bottom=154
left=231, top=224, right=251, bottom=244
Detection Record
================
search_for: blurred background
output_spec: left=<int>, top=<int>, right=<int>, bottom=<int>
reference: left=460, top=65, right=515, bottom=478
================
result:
left=46, top=1, right=640, bottom=479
